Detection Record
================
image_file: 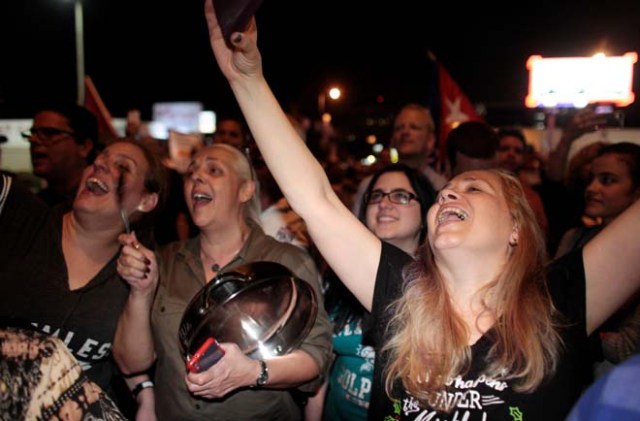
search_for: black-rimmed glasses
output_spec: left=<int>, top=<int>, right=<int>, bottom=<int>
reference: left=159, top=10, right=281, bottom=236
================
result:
left=21, top=127, right=76, bottom=145
left=365, top=189, right=419, bottom=205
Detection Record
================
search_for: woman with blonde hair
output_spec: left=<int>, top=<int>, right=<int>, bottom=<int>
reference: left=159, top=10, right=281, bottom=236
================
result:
left=201, top=3, right=640, bottom=420
left=114, top=143, right=332, bottom=420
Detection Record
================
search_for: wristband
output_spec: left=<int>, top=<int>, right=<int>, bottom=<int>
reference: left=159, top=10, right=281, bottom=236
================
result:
left=132, top=380, right=154, bottom=398
left=255, top=359, right=269, bottom=387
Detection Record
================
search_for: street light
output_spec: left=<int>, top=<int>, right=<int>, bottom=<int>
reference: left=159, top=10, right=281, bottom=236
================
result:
left=317, top=86, right=342, bottom=117
left=73, top=0, right=85, bottom=104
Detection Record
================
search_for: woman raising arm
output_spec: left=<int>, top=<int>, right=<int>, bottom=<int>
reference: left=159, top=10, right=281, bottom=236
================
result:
left=204, top=2, right=640, bottom=420
left=205, top=1, right=381, bottom=311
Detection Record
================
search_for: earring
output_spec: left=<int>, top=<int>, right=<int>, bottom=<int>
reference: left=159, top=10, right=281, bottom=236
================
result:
left=509, top=239, right=518, bottom=247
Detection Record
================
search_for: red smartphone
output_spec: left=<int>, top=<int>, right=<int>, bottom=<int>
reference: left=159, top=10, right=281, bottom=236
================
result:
left=213, top=0, right=264, bottom=43
left=186, top=337, right=226, bottom=373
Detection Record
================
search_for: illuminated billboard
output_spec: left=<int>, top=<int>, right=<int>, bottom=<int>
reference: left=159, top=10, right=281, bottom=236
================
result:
left=525, top=53, right=637, bottom=108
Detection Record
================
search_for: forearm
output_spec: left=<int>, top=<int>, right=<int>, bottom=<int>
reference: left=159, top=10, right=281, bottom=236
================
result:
left=228, top=76, right=379, bottom=309
left=585, top=198, right=640, bottom=333
left=113, top=292, right=156, bottom=374
left=261, top=350, right=321, bottom=389
left=229, top=77, right=335, bottom=217
left=124, top=374, right=156, bottom=420
left=545, top=133, right=574, bottom=182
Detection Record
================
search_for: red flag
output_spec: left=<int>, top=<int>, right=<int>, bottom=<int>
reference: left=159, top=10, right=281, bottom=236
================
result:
left=84, top=75, right=118, bottom=140
left=436, top=61, right=483, bottom=159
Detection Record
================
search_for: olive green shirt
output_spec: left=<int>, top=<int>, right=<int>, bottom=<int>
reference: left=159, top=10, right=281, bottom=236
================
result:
left=151, top=220, right=332, bottom=421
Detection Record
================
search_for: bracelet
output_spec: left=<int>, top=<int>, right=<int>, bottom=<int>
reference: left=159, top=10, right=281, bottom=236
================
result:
left=255, top=359, right=269, bottom=387
left=131, top=380, right=154, bottom=398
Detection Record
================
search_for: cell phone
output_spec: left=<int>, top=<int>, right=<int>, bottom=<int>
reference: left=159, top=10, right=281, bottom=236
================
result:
left=213, top=0, right=264, bottom=43
left=186, top=337, right=226, bottom=373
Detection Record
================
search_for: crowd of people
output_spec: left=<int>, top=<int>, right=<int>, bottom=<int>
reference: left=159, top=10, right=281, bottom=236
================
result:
left=1, top=2, right=639, bottom=420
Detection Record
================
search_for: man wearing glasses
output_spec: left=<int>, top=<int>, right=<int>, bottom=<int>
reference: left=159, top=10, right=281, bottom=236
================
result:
left=21, top=104, right=98, bottom=208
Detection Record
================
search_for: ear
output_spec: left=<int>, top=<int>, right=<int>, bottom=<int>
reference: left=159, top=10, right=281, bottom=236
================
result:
left=136, top=192, right=159, bottom=214
left=509, top=223, right=519, bottom=247
left=78, top=139, right=94, bottom=160
left=238, top=180, right=256, bottom=204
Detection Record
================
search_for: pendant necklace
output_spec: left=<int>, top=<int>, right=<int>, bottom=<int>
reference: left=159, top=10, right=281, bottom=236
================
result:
left=202, top=233, right=247, bottom=274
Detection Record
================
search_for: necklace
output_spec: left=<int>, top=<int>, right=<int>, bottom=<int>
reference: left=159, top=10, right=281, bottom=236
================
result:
left=201, top=232, right=248, bottom=274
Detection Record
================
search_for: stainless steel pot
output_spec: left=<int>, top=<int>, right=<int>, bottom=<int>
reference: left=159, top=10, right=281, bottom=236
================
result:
left=179, top=261, right=318, bottom=361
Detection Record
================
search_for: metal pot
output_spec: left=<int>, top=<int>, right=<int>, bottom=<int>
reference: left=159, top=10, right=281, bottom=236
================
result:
left=179, top=261, right=317, bottom=361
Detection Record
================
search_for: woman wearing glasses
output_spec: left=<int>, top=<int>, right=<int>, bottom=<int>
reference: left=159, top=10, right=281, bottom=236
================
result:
left=202, top=3, right=640, bottom=420
left=114, top=143, right=332, bottom=421
left=307, top=163, right=435, bottom=421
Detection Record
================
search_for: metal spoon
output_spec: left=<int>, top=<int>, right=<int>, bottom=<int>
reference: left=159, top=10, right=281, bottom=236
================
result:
left=117, top=171, right=131, bottom=234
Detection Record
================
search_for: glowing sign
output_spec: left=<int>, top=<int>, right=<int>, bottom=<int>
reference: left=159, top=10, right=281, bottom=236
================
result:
left=525, top=53, right=637, bottom=108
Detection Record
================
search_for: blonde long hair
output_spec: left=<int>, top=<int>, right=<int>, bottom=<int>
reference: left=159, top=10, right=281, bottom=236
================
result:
left=383, top=169, right=562, bottom=410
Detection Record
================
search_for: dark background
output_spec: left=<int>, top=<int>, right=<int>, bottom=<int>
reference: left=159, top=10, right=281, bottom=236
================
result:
left=2, top=0, right=639, bottom=133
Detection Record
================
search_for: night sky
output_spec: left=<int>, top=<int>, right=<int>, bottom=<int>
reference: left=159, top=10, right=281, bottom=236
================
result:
left=2, top=0, right=639, bottom=128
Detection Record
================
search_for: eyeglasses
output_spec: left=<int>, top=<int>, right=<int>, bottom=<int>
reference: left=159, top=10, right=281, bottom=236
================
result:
left=21, top=127, right=76, bottom=145
left=365, top=189, right=419, bottom=205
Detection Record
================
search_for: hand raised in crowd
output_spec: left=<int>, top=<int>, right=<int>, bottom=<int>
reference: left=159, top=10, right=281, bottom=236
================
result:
left=185, top=342, right=260, bottom=399
left=204, top=0, right=261, bottom=84
left=562, top=107, right=609, bottom=142
left=546, top=106, right=611, bottom=182
left=117, top=231, right=157, bottom=297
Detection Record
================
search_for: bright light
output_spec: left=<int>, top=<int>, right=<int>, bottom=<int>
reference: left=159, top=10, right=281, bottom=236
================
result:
left=366, top=134, right=377, bottom=145
left=390, top=148, right=399, bottom=163
left=321, top=113, right=332, bottom=124
left=361, top=155, right=377, bottom=166
left=318, top=85, right=343, bottom=114
left=526, top=52, right=637, bottom=108
left=198, top=111, right=216, bottom=134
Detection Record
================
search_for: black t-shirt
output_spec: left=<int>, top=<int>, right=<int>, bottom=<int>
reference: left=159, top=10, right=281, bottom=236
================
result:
left=0, top=193, right=128, bottom=392
left=366, top=242, right=589, bottom=421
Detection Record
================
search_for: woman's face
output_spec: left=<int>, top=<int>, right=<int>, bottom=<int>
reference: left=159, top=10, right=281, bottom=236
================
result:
left=184, top=146, right=251, bottom=228
left=585, top=153, right=640, bottom=222
left=75, top=142, right=153, bottom=220
left=365, top=171, right=423, bottom=254
left=427, top=170, right=515, bottom=253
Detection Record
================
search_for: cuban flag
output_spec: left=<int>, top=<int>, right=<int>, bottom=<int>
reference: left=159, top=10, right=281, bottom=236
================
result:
left=427, top=52, right=484, bottom=164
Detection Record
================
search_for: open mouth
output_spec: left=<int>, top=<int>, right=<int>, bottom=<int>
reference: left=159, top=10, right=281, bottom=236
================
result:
left=437, top=207, right=468, bottom=225
left=192, top=192, right=212, bottom=205
left=86, top=177, right=109, bottom=194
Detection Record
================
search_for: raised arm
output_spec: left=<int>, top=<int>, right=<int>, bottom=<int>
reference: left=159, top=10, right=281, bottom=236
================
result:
left=545, top=108, right=606, bottom=182
left=204, top=0, right=380, bottom=310
left=583, top=197, right=640, bottom=334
